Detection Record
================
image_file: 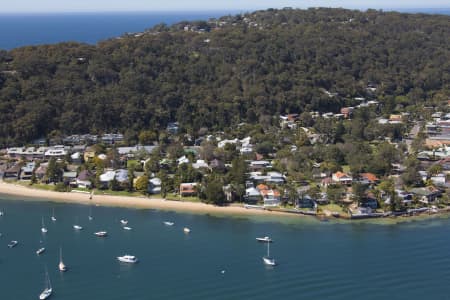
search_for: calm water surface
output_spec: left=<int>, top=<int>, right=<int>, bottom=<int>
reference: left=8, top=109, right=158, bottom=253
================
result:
left=1, top=194, right=450, bottom=299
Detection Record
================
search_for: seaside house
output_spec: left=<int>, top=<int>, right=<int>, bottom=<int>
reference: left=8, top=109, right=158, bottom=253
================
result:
left=179, top=183, right=197, bottom=197
left=34, top=163, right=48, bottom=181
left=256, top=184, right=280, bottom=207
left=3, top=164, right=21, bottom=179
left=148, top=177, right=162, bottom=194
left=76, top=170, right=93, bottom=189
left=20, top=162, right=36, bottom=180
left=244, top=187, right=262, bottom=204
left=63, top=171, right=78, bottom=185
left=410, top=186, right=442, bottom=204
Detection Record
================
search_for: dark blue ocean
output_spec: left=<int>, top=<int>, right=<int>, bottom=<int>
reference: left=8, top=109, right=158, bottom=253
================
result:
left=0, top=9, right=448, bottom=50
left=0, top=11, right=240, bottom=50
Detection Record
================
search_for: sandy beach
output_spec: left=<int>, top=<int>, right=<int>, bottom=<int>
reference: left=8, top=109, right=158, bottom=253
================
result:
left=0, top=181, right=294, bottom=217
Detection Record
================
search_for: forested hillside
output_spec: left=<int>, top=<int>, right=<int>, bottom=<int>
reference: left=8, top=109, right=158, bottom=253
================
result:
left=0, top=8, right=448, bottom=146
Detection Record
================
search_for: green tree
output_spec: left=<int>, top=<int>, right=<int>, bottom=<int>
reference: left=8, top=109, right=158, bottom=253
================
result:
left=135, top=175, right=149, bottom=194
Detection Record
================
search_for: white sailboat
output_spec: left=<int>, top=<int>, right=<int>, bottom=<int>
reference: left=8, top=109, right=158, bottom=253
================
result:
left=41, top=217, right=48, bottom=233
left=39, top=268, right=52, bottom=300
left=73, top=217, right=83, bottom=230
left=36, top=247, right=46, bottom=255
left=262, top=240, right=276, bottom=266
left=51, top=209, right=56, bottom=222
left=88, top=206, right=93, bottom=221
left=59, top=247, right=67, bottom=272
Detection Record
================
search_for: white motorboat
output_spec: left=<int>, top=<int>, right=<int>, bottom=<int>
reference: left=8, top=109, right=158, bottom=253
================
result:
left=117, top=255, right=138, bottom=264
left=183, top=227, right=191, bottom=233
left=164, top=221, right=174, bottom=226
left=41, top=217, right=48, bottom=233
left=256, top=236, right=273, bottom=243
left=59, top=247, right=67, bottom=272
left=120, top=219, right=128, bottom=225
left=51, top=209, right=56, bottom=221
left=94, top=231, right=108, bottom=237
left=262, top=240, right=276, bottom=266
left=36, top=247, right=46, bottom=255
left=0, top=211, right=4, bottom=216
left=8, top=240, right=18, bottom=248
left=39, top=268, right=52, bottom=300
left=73, top=225, right=83, bottom=230
left=123, top=226, right=132, bottom=230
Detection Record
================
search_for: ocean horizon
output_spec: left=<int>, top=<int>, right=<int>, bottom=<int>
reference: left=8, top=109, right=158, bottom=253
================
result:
left=0, top=8, right=449, bottom=50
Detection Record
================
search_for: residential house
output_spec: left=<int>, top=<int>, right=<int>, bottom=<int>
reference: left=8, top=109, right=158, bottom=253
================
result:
left=76, top=170, right=92, bottom=189
left=192, top=160, right=209, bottom=169
left=63, top=171, right=78, bottom=185
left=34, top=163, right=48, bottom=181
left=245, top=187, right=261, bottom=204
left=430, top=174, right=446, bottom=186
left=83, top=146, right=96, bottom=162
left=20, top=162, right=35, bottom=180
left=148, top=177, right=161, bottom=194
left=180, top=183, right=197, bottom=197
left=3, top=164, right=21, bottom=179
left=210, top=159, right=225, bottom=172
left=359, top=173, right=379, bottom=185
left=257, top=184, right=280, bottom=207
left=340, top=107, right=354, bottom=118
left=249, top=160, right=271, bottom=171
left=332, top=172, right=353, bottom=185
left=410, top=186, right=442, bottom=204
left=44, top=145, right=68, bottom=158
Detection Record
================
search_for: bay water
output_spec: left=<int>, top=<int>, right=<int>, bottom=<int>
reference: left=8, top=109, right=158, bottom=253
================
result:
left=1, top=194, right=450, bottom=299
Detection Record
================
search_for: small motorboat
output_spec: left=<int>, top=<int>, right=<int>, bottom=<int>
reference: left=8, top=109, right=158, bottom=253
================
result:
left=117, top=255, right=138, bottom=264
left=123, top=226, right=132, bottom=230
left=120, top=219, right=128, bottom=225
left=183, top=227, right=191, bottom=233
left=36, top=247, right=46, bottom=255
left=256, top=236, right=273, bottom=243
left=164, top=221, right=174, bottom=226
left=73, top=225, right=83, bottom=230
left=94, top=231, right=108, bottom=237
left=8, top=240, right=18, bottom=248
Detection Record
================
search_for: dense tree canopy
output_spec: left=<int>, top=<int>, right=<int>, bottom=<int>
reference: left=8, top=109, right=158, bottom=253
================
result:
left=0, top=8, right=449, bottom=146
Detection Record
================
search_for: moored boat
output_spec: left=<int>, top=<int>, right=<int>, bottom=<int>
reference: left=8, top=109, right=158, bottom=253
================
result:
left=123, top=226, right=132, bottom=230
left=183, top=227, right=191, bottom=233
left=262, top=240, right=276, bottom=266
left=117, top=255, right=138, bottom=264
left=120, top=219, right=128, bottom=225
left=59, top=247, right=67, bottom=272
left=39, top=268, right=52, bottom=300
left=94, top=231, right=108, bottom=237
left=256, top=236, right=272, bottom=243
left=73, top=225, right=83, bottom=230
left=36, top=247, right=46, bottom=255
left=164, top=221, right=174, bottom=226
left=8, top=240, right=18, bottom=248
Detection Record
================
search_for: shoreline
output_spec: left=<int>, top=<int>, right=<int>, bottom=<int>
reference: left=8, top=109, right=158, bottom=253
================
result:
left=1, top=181, right=448, bottom=224
left=0, top=181, right=297, bottom=218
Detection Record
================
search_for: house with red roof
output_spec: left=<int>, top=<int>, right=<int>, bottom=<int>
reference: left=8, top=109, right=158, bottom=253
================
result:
left=332, top=171, right=353, bottom=185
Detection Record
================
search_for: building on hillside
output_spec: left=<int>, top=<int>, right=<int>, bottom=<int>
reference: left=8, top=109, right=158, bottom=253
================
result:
left=332, top=172, right=353, bottom=185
